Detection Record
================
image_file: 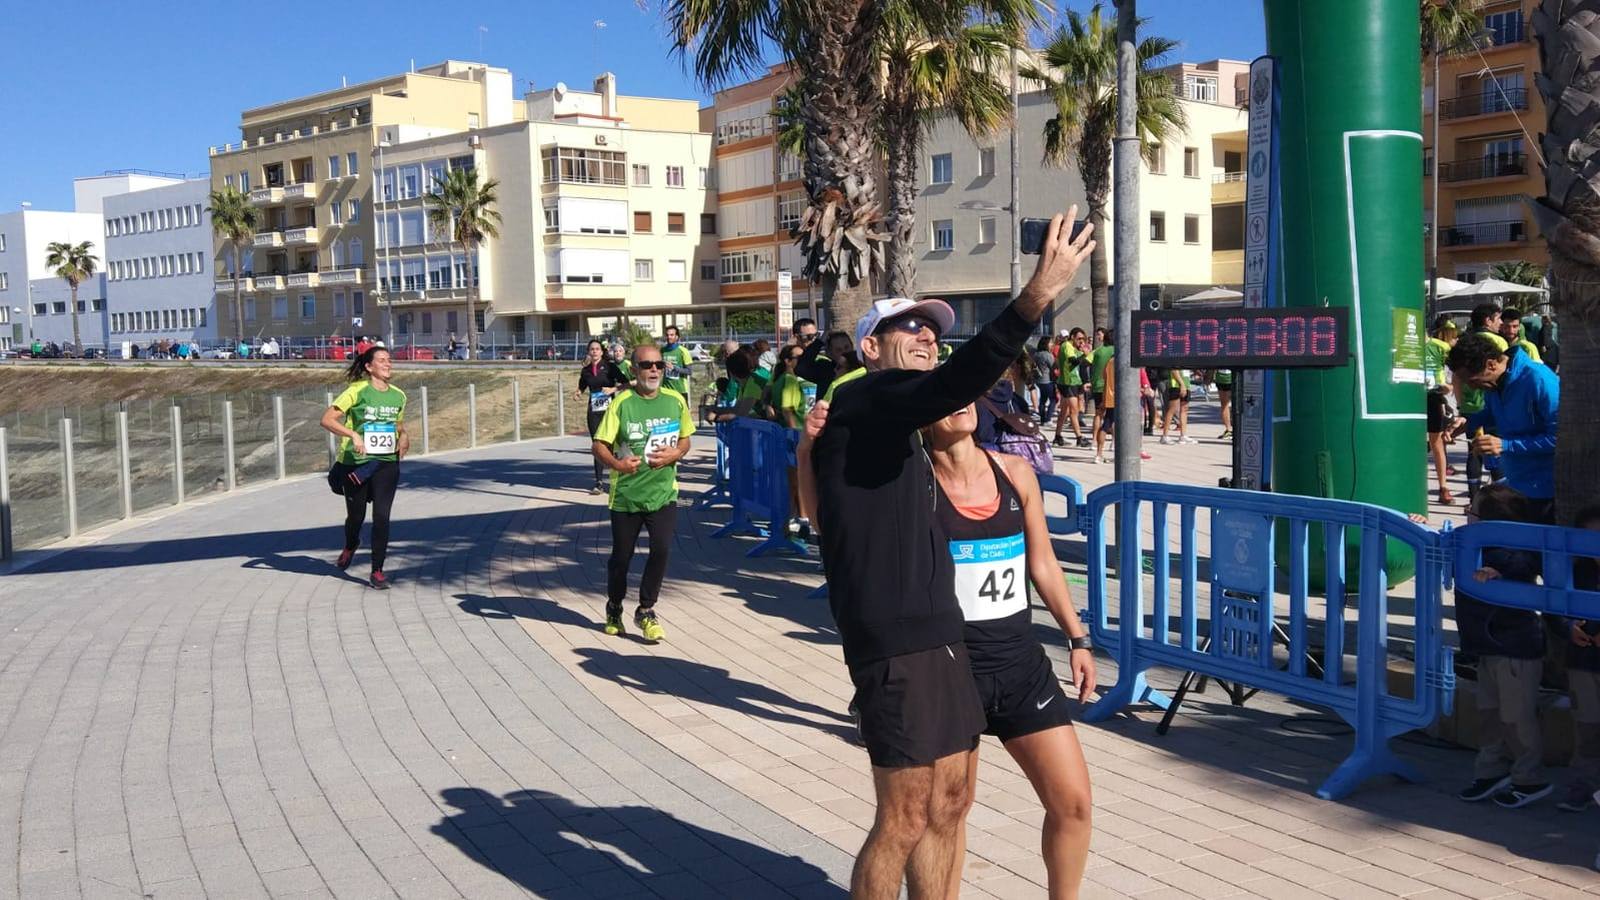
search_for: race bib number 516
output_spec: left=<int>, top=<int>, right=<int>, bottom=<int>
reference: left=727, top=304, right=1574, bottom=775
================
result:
left=950, top=533, right=1028, bottom=622
left=644, top=421, right=680, bottom=459
left=362, top=422, right=397, bottom=456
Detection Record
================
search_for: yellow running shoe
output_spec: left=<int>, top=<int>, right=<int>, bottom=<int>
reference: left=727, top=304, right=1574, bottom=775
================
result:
left=635, top=610, right=665, bottom=643
left=603, top=612, right=626, bottom=636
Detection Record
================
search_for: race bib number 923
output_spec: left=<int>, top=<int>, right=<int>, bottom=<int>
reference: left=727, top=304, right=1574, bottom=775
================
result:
left=362, top=422, right=397, bottom=456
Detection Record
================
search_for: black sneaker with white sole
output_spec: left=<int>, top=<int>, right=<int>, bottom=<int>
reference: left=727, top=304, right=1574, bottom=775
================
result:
left=1457, top=775, right=1511, bottom=802
left=1557, top=784, right=1596, bottom=813
left=1492, top=782, right=1552, bottom=808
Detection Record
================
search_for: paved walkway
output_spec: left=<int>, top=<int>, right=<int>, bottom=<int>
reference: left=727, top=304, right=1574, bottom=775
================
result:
left=1, top=420, right=1597, bottom=899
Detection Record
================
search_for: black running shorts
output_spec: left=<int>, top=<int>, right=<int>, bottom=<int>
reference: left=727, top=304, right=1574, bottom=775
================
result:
left=1427, top=391, right=1448, bottom=433
left=849, top=644, right=986, bottom=768
left=973, top=645, right=1074, bottom=742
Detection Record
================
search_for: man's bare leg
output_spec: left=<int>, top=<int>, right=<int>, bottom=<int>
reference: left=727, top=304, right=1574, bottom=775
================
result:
left=901, top=749, right=974, bottom=899
left=854, top=763, right=934, bottom=899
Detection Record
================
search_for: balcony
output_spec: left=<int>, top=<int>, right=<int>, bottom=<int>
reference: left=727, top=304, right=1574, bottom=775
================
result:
left=1439, top=87, right=1529, bottom=120
left=214, top=276, right=252, bottom=293
left=1439, top=154, right=1528, bottom=183
left=285, top=226, right=318, bottom=245
left=716, top=115, right=775, bottom=146
left=321, top=267, right=364, bottom=285
left=1441, top=219, right=1527, bottom=247
left=282, top=182, right=317, bottom=202
left=1211, top=171, right=1246, bottom=203
left=249, top=186, right=283, bottom=206
left=254, top=231, right=284, bottom=249
left=253, top=274, right=286, bottom=290
left=286, top=272, right=319, bottom=289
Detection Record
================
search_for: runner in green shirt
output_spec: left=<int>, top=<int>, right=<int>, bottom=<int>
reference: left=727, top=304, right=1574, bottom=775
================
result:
left=1052, top=328, right=1090, bottom=448
left=608, top=341, right=634, bottom=382
left=770, top=345, right=816, bottom=430
left=591, top=343, right=695, bottom=642
left=660, top=325, right=694, bottom=396
left=1088, top=333, right=1118, bottom=439
left=319, top=345, right=409, bottom=590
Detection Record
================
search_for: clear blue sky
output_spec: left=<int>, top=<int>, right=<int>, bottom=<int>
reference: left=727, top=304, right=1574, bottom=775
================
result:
left=0, top=1, right=1263, bottom=212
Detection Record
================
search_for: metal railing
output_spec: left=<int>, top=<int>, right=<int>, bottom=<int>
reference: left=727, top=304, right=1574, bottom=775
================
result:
left=1438, top=154, right=1527, bottom=182
left=1439, top=87, right=1529, bottom=120
left=0, top=371, right=568, bottom=559
left=1211, top=171, right=1246, bottom=183
left=1440, top=219, right=1527, bottom=246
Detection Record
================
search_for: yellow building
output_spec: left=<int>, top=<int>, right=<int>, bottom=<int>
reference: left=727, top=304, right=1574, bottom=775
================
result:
left=1424, top=0, right=1548, bottom=285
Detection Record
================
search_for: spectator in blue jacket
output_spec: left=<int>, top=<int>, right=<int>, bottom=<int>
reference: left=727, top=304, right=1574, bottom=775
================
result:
left=1448, top=334, right=1559, bottom=512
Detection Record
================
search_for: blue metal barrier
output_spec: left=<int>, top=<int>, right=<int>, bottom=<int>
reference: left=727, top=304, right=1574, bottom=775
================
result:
left=1077, top=481, right=1454, bottom=800
left=1038, top=474, right=1086, bottom=536
left=694, top=423, right=734, bottom=510
left=710, top=418, right=806, bottom=557
left=1449, top=522, right=1600, bottom=619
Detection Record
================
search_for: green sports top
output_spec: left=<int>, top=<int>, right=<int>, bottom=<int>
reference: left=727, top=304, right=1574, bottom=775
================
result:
left=660, top=345, right=694, bottom=395
left=332, top=380, right=407, bottom=464
left=773, top=373, right=818, bottom=429
left=594, top=388, right=696, bottom=513
left=1056, top=345, right=1083, bottom=387
left=1089, top=345, right=1116, bottom=390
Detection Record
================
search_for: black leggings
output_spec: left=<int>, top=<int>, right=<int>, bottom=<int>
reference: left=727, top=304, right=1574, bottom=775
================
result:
left=606, top=504, right=677, bottom=614
left=587, top=410, right=606, bottom=486
left=343, top=461, right=400, bottom=570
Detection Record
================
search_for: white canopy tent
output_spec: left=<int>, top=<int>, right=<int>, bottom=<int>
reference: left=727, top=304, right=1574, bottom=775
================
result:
left=1440, top=277, right=1547, bottom=299
left=1171, top=286, right=1245, bottom=307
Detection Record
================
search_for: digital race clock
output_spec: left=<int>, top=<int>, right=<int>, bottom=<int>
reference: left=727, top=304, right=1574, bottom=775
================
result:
left=1130, top=307, right=1350, bottom=369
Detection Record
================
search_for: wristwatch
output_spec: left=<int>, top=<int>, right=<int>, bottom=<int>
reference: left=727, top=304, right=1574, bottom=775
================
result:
left=1068, top=635, right=1093, bottom=651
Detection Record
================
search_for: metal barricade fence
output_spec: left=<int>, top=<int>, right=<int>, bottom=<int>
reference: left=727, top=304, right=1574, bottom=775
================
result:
left=1449, top=521, right=1600, bottom=619
left=1072, top=481, right=1455, bottom=800
left=710, top=418, right=805, bottom=557
left=695, top=422, right=734, bottom=511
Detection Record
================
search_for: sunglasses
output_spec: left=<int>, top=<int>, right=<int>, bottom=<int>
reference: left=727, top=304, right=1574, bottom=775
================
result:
left=635, top=360, right=666, bottom=370
left=876, top=315, right=941, bottom=339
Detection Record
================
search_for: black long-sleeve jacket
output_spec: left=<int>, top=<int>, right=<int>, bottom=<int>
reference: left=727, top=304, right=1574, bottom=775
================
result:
left=812, top=305, right=1036, bottom=665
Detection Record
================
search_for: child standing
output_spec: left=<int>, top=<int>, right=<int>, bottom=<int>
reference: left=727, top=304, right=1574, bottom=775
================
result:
left=1457, top=483, right=1551, bottom=808
left=1558, top=505, right=1600, bottom=812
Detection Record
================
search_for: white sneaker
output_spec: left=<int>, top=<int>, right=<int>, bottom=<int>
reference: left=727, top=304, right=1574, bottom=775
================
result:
left=1182, top=436, right=1198, bottom=444
left=1092, top=455, right=1104, bottom=464
left=1158, top=436, right=1171, bottom=445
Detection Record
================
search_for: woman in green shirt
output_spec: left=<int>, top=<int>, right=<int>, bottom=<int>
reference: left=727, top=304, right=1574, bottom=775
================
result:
left=320, top=346, right=409, bottom=590
left=1158, top=368, right=1195, bottom=445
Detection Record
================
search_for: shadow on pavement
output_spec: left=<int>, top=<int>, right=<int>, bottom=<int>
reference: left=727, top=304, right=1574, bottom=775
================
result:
left=431, top=787, right=845, bottom=897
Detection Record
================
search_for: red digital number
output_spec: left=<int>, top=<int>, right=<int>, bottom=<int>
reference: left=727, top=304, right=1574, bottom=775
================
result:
left=1165, top=319, right=1191, bottom=355
left=1310, top=315, right=1338, bottom=356
left=1140, top=319, right=1164, bottom=358
left=1251, top=318, right=1278, bottom=355
left=1279, top=315, right=1306, bottom=356
left=1223, top=317, right=1248, bottom=356
left=1194, top=317, right=1220, bottom=356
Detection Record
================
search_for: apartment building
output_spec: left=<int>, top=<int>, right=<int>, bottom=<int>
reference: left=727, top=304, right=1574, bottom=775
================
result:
left=912, top=60, right=1248, bottom=330
left=0, top=204, right=107, bottom=352
left=702, top=66, right=819, bottom=327
left=101, top=175, right=215, bottom=346
left=1423, top=0, right=1547, bottom=283
left=207, top=60, right=516, bottom=342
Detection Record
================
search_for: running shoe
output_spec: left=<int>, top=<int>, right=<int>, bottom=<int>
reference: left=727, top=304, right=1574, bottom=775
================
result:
left=1092, top=455, right=1104, bottom=465
left=1493, top=783, right=1552, bottom=808
left=370, top=570, right=389, bottom=591
left=1052, top=435, right=1066, bottom=448
left=590, top=484, right=605, bottom=495
left=1220, top=429, right=1232, bottom=439
left=1458, top=775, right=1511, bottom=802
left=603, top=612, right=626, bottom=636
left=1140, top=451, right=1153, bottom=460
left=1158, top=436, right=1171, bottom=445
left=1075, top=437, right=1091, bottom=448
left=1557, top=784, right=1595, bottom=813
left=1181, top=436, right=1198, bottom=445
left=336, top=547, right=355, bottom=570
left=636, top=610, right=665, bottom=643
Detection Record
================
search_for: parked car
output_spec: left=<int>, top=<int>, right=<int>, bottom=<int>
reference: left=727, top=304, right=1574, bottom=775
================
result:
left=80, top=347, right=107, bottom=360
left=199, top=346, right=234, bottom=360
left=390, top=345, right=436, bottom=361
left=684, top=342, right=714, bottom=362
left=301, top=337, right=354, bottom=361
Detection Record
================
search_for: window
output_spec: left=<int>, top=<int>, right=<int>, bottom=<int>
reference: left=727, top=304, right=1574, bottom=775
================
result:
left=667, top=260, right=687, bottom=282
left=701, top=214, right=717, bottom=234
left=402, top=258, right=424, bottom=292
left=632, top=164, right=650, bottom=186
left=334, top=292, right=346, bottom=318
left=348, top=199, right=360, bottom=224
left=634, top=211, right=652, bottom=233
left=91, top=299, right=103, bottom=312
left=667, top=212, right=685, bottom=234
left=272, top=295, right=289, bottom=319
left=1149, top=211, right=1167, bottom=242
left=541, top=147, right=627, bottom=185
left=778, top=151, right=803, bottom=182
left=52, top=302, right=66, bottom=315
left=300, top=294, right=316, bottom=319
left=778, top=192, right=806, bottom=232
left=348, top=238, right=364, bottom=266
left=931, top=219, right=954, bottom=251
left=0, top=273, right=7, bottom=290
left=421, top=312, right=434, bottom=334
left=544, top=203, right=559, bottom=232
left=33, top=303, right=45, bottom=316
left=447, top=311, right=459, bottom=333
left=399, top=164, right=421, bottom=199
left=666, top=165, right=685, bottom=187
left=474, top=309, right=485, bottom=334
left=225, top=174, right=236, bottom=189
left=425, top=160, right=446, bottom=193
left=1145, top=144, right=1166, bottom=174
left=719, top=247, right=774, bottom=284
left=347, top=152, right=359, bottom=176
left=978, top=217, right=997, bottom=246
left=1182, top=74, right=1218, bottom=103
left=930, top=153, right=953, bottom=184
left=1183, top=147, right=1200, bottom=178
left=352, top=290, right=365, bottom=315
left=240, top=171, right=250, bottom=191
left=328, top=155, right=341, bottom=179
left=979, top=147, right=996, bottom=178
left=635, top=259, right=655, bottom=281
left=468, top=112, right=480, bottom=129
left=1484, top=9, right=1525, bottom=45
left=428, top=255, right=451, bottom=290
left=700, top=261, right=717, bottom=281
left=699, top=166, right=714, bottom=188
left=1184, top=214, right=1200, bottom=244
left=449, top=155, right=474, bottom=172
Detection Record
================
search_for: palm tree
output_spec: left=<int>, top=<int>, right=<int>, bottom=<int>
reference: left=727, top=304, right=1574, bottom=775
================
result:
left=208, top=186, right=259, bottom=346
left=1531, top=0, right=1600, bottom=525
left=44, top=241, right=98, bottom=356
left=880, top=5, right=1035, bottom=296
left=1025, top=4, right=1186, bottom=333
left=1420, top=0, right=1485, bottom=56
left=772, top=83, right=807, bottom=158
left=425, top=165, right=501, bottom=360
left=667, top=0, right=887, bottom=330
left=1487, top=260, right=1544, bottom=287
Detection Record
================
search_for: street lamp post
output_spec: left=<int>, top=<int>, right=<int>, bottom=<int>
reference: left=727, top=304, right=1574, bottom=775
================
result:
left=1112, top=0, right=1143, bottom=482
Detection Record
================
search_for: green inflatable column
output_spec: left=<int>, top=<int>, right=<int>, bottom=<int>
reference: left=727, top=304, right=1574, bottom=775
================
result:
left=1264, top=0, right=1427, bottom=577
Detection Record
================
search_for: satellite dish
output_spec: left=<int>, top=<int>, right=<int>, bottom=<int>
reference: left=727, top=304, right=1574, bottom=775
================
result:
left=553, top=82, right=567, bottom=99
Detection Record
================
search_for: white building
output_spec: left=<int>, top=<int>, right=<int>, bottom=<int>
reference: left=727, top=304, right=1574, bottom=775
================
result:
left=101, top=176, right=216, bottom=347
left=0, top=207, right=106, bottom=352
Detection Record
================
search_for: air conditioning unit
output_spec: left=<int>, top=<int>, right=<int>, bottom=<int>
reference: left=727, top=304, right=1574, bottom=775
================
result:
left=594, top=134, right=608, bottom=146
left=468, top=135, right=482, bottom=148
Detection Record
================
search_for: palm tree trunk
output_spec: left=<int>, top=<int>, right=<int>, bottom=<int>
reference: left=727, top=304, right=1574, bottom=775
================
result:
left=233, top=242, right=246, bottom=346
left=1554, top=314, right=1600, bottom=524
left=1087, top=205, right=1110, bottom=333
left=1078, top=126, right=1114, bottom=335
left=883, top=91, right=920, bottom=299
left=69, top=282, right=81, bottom=356
left=464, top=240, right=477, bottom=360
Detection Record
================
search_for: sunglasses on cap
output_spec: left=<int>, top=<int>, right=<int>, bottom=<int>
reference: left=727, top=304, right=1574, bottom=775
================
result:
left=635, top=360, right=666, bottom=370
left=875, top=315, right=942, bottom=339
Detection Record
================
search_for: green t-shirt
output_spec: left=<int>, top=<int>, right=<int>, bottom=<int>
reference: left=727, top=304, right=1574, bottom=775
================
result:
left=1423, top=337, right=1451, bottom=391
left=739, top=369, right=771, bottom=418
left=1056, top=345, right=1083, bottom=387
left=594, top=388, right=696, bottom=513
left=1513, top=337, right=1542, bottom=363
left=773, top=373, right=817, bottom=429
left=1213, top=369, right=1233, bottom=388
left=332, top=380, right=407, bottom=464
left=613, top=358, right=634, bottom=381
left=661, top=344, right=694, bottom=395
left=1089, top=345, right=1116, bottom=391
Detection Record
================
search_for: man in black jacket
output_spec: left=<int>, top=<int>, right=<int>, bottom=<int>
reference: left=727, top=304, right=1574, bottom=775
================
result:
left=808, top=211, right=1092, bottom=899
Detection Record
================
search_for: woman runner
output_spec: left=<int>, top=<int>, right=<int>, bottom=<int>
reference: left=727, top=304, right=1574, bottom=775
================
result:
left=576, top=339, right=629, bottom=493
left=320, top=346, right=409, bottom=590
left=926, top=402, right=1096, bottom=898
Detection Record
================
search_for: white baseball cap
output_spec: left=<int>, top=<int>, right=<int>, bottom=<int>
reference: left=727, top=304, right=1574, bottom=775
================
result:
left=854, top=297, right=957, bottom=348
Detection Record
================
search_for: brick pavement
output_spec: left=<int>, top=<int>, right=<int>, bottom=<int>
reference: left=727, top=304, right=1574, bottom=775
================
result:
left=1, top=411, right=1596, bottom=898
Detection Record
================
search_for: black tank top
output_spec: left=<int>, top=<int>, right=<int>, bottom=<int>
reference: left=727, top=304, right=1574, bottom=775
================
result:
left=934, top=453, right=1031, bottom=674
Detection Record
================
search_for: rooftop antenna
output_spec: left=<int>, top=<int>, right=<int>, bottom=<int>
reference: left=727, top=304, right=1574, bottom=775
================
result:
left=342, top=75, right=348, bottom=88
left=409, top=58, right=415, bottom=73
